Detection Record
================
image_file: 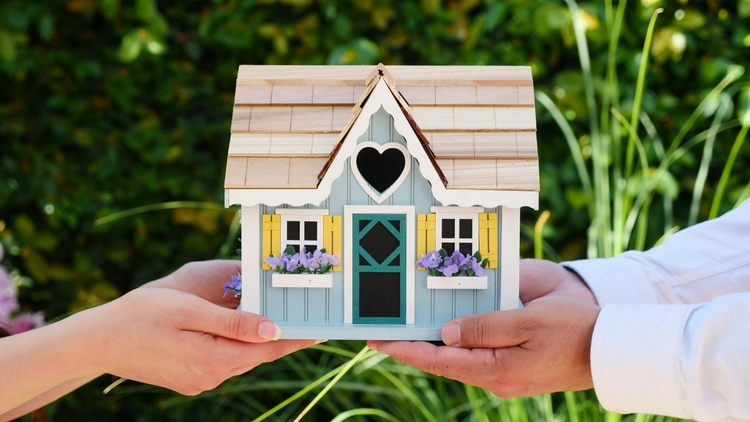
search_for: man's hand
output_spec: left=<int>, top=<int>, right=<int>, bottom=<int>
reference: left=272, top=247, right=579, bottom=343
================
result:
left=369, top=296, right=600, bottom=397
left=519, top=259, right=597, bottom=305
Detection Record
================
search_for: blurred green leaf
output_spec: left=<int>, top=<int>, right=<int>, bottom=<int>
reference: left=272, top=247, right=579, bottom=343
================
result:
left=484, top=2, right=507, bottom=31
left=99, top=0, right=120, bottom=20
left=739, top=0, right=750, bottom=18
left=118, top=30, right=142, bottom=62
left=740, top=86, right=750, bottom=126
left=674, top=10, right=705, bottom=30
left=37, top=14, right=54, bottom=41
left=327, top=37, right=379, bottom=65
left=0, top=27, right=16, bottom=61
left=13, top=215, right=35, bottom=244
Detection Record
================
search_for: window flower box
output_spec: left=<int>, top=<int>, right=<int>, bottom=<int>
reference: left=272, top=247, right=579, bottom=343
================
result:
left=427, top=276, right=488, bottom=290
left=272, top=273, right=333, bottom=288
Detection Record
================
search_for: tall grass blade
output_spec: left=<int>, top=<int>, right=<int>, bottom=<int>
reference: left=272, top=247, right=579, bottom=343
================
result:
left=94, top=201, right=228, bottom=226
left=330, top=408, right=401, bottom=422
left=536, top=91, right=594, bottom=211
left=534, top=210, right=551, bottom=260
left=709, top=124, right=750, bottom=219
left=293, top=346, right=371, bottom=422
left=625, top=8, right=662, bottom=177
left=689, top=96, right=730, bottom=225
left=654, top=225, right=679, bottom=246
left=665, top=67, right=744, bottom=158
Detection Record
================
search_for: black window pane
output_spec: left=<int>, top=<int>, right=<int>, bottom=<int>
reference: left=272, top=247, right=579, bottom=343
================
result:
left=442, top=242, right=455, bottom=254
left=304, top=221, right=317, bottom=241
left=388, top=220, right=400, bottom=231
left=287, top=221, right=300, bottom=241
left=388, top=255, right=400, bottom=267
left=359, top=254, right=369, bottom=265
left=290, top=244, right=300, bottom=253
left=442, top=218, right=455, bottom=238
left=459, top=219, right=472, bottom=239
left=359, top=272, right=400, bottom=318
left=359, top=219, right=370, bottom=231
left=302, top=245, right=316, bottom=253
left=459, top=242, right=473, bottom=255
left=360, top=222, right=399, bottom=264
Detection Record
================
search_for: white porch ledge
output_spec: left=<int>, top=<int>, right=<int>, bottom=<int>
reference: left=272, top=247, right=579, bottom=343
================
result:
left=427, top=276, right=488, bottom=290
left=272, top=273, right=333, bottom=288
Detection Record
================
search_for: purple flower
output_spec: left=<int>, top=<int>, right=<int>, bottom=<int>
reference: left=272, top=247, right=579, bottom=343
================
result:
left=0, top=266, right=19, bottom=321
left=4, top=312, right=44, bottom=335
left=223, top=274, right=242, bottom=298
left=285, top=253, right=300, bottom=272
left=329, top=254, right=340, bottom=267
left=416, top=250, right=441, bottom=269
left=320, top=252, right=332, bottom=266
left=470, top=258, right=484, bottom=276
left=440, top=264, right=459, bottom=277
left=264, top=256, right=285, bottom=270
left=443, top=250, right=464, bottom=267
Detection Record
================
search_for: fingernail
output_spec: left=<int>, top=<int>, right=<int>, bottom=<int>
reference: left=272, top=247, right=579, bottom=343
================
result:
left=259, top=321, right=281, bottom=341
left=442, top=322, right=461, bottom=346
left=314, top=339, right=327, bottom=344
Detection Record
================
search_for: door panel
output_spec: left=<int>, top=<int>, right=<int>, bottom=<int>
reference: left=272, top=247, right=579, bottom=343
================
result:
left=353, top=214, right=406, bottom=324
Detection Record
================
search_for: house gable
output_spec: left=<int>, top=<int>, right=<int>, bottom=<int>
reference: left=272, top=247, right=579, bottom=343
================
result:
left=225, top=64, right=539, bottom=210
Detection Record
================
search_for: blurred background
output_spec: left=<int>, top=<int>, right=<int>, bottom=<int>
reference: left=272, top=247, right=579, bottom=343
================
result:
left=1, top=0, right=748, bottom=420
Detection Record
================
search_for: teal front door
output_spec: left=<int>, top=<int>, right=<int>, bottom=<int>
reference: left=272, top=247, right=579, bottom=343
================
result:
left=352, top=214, right=407, bottom=324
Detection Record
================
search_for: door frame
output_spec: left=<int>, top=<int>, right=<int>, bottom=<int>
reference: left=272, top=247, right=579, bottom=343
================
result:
left=344, top=205, right=415, bottom=324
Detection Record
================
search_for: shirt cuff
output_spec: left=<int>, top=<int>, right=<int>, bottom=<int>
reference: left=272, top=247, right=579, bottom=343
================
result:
left=562, top=254, right=660, bottom=306
left=591, top=303, right=692, bottom=418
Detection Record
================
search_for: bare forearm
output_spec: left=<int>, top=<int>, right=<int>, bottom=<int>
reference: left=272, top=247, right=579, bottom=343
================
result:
left=0, top=309, right=105, bottom=414
left=0, top=375, right=99, bottom=421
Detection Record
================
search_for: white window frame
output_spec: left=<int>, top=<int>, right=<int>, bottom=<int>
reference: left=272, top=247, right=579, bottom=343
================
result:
left=276, top=209, right=328, bottom=254
left=431, top=206, right=483, bottom=255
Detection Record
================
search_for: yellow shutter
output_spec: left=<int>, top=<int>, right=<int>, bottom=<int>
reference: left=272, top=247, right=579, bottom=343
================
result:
left=323, top=215, right=343, bottom=271
left=479, top=212, right=498, bottom=268
left=261, top=214, right=281, bottom=270
left=417, top=213, right=436, bottom=262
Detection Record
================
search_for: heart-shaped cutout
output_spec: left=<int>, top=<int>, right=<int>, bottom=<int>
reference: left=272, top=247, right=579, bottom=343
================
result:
left=351, top=142, right=411, bottom=204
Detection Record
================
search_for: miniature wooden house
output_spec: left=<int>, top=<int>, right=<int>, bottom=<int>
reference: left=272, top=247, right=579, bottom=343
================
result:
left=224, top=64, right=539, bottom=340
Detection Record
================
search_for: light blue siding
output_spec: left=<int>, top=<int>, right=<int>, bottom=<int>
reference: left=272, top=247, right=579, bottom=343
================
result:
left=256, top=107, right=504, bottom=337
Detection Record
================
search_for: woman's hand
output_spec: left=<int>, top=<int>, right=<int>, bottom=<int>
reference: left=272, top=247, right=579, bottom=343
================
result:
left=141, top=259, right=242, bottom=308
left=88, top=287, right=316, bottom=396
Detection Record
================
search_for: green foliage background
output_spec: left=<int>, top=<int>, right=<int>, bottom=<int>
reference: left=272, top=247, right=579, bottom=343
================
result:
left=1, top=0, right=749, bottom=420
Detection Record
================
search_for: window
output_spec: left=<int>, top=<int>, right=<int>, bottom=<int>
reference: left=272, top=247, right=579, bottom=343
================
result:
left=432, top=207, right=482, bottom=255
left=440, top=218, right=474, bottom=255
left=276, top=209, right=327, bottom=254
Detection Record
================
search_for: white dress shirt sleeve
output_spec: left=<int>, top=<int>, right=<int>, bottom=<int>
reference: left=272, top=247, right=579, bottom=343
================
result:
left=561, top=200, right=750, bottom=420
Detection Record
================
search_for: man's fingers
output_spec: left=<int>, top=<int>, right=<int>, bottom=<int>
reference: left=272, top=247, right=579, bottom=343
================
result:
left=369, top=340, right=520, bottom=388
left=182, top=297, right=281, bottom=343
left=441, top=308, right=535, bottom=348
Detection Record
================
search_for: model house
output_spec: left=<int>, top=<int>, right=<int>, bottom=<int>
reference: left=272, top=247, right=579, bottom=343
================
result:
left=224, top=64, right=539, bottom=339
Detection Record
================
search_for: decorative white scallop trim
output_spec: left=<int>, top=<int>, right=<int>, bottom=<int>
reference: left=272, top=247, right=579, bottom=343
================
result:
left=350, top=141, right=411, bottom=204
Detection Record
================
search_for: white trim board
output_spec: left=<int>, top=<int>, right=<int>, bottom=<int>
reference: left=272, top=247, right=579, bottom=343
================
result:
left=240, top=205, right=261, bottom=314
left=344, top=205, right=415, bottom=325
left=499, top=206, right=520, bottom=310
left=225, top=78, right=539, bottom=210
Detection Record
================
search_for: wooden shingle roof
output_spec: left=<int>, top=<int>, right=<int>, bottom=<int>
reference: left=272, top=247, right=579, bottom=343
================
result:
left=225, top=65, right=538, bottom=192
